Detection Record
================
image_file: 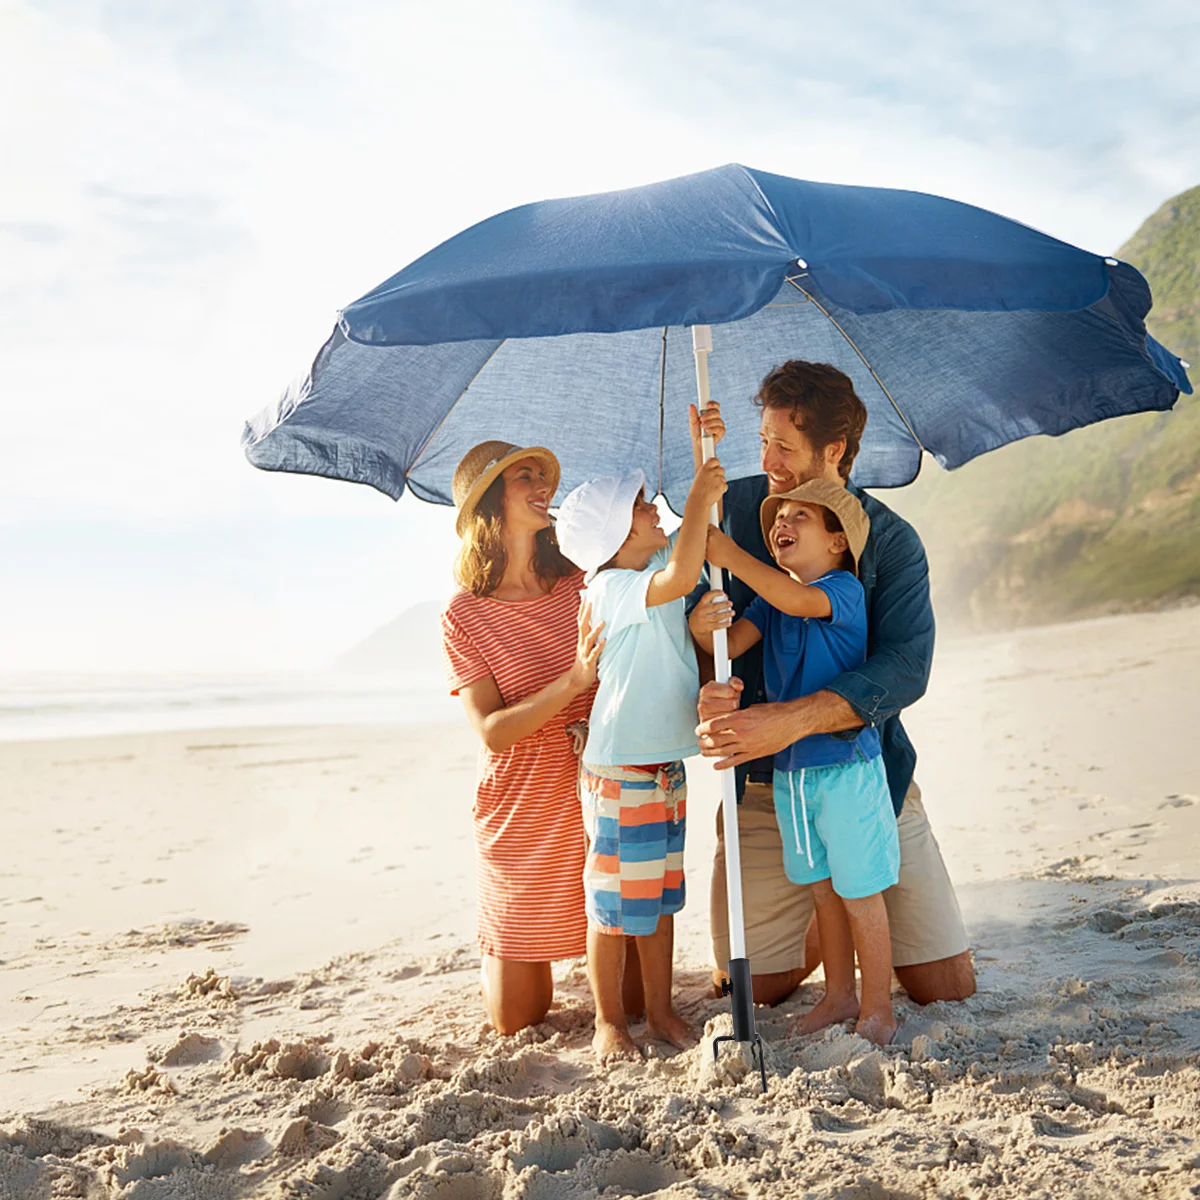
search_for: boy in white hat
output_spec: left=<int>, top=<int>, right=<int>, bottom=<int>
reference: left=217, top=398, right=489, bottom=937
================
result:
left=690, top=481, right=900, bottom=1046
left=556, top=457, right=725, bottom=1065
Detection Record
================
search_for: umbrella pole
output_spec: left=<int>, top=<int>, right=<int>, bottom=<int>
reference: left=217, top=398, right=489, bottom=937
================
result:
left=691, top=324, right=767, bottom=1092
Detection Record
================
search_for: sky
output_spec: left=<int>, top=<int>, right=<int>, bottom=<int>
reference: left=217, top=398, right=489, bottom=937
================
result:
left=2, top=0, right=1198, bottom=671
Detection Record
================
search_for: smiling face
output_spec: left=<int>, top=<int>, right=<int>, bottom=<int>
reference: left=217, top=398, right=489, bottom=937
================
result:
left=613, top=491, right=668, bottom=569
left=759, top=407, right=845, bottom=495
left=769, top=500, right=849, bottom=582
left=499, top=457, right=553, bottom=534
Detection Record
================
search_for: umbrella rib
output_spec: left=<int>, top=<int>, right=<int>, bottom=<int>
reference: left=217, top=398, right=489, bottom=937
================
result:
left=406, top=339, right=510, bottom=480
left=657, top=327, right=667, bottom=497
left=785, top=277, right=928, bottom=456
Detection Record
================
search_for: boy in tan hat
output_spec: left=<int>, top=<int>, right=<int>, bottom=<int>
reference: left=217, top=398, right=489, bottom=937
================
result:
left=690, top=482, right=900, bottom=1046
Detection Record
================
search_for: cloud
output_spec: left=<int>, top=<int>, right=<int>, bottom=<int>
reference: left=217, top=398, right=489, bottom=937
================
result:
left=2, top=0, right=1197, bottom=667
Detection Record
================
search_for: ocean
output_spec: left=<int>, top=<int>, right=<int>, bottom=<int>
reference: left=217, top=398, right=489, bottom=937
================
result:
left=0, top=671, right=460, bottom=742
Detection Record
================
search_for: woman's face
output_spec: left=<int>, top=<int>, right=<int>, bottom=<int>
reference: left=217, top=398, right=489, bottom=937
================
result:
left=499, top=457, right=554, bottom=534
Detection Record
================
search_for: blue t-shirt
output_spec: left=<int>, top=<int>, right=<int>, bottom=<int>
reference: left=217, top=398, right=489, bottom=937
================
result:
left=582, top=536, right=701, bottom=766
left=744, top=570, right=883, bottom=773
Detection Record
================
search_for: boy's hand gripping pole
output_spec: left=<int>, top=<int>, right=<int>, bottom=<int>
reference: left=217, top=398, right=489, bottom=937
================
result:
left=691, top=324, right=767, bottom=1092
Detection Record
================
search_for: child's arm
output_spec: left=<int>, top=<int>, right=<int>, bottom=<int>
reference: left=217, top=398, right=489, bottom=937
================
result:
left=688, top=401, right=726, bottom=470
left=688, top=401, right=726, bottom=524
left=705, top=527, right=833, bottom=619
left=646, top=457, right=727, bottom=608
left=688, top=590, right=762, bottom=659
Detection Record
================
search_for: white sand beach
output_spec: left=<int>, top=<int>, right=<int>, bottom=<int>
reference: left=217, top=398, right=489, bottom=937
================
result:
left=3, top=604, right=1200, bottom=1199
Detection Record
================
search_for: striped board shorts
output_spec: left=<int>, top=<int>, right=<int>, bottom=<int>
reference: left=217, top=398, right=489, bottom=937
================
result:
left=579, top=761, right=687, bottom=937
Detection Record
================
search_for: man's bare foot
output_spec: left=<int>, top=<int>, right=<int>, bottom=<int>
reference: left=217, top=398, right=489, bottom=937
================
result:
left=645, top=1009, right=697, bottom=1050
left=854, top=1010, right=897, bottom=1046
left=593, top=1020, right=641, bottom=1065
left=788, top=991, right=859, bottom=1037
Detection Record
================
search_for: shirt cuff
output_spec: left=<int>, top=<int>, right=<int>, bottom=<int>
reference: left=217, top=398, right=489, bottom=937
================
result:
left=826, top=671, right=891, bottom=728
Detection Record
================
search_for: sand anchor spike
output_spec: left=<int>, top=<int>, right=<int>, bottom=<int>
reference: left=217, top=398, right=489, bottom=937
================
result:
left=692, top=323, right=767, bottom=1093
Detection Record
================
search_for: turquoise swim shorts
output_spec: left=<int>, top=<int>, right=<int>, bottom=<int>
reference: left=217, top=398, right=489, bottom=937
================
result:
left=772, top=755, right=900, bottom=899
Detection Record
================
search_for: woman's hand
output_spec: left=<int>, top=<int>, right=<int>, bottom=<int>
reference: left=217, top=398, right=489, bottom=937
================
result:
left=567, top=601, right=606, bottom=692
left=688, top=590, right=734, bottom=639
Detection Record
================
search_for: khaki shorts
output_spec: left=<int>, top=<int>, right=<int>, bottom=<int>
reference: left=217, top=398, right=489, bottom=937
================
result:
left=711, top=778, right=969, bottom=972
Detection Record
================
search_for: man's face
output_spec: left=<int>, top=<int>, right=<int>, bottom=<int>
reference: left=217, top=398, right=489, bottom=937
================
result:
left=759, top=407, right=840, bottom=494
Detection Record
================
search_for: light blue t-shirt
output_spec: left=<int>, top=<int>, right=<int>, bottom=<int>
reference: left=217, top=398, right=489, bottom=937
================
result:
left=744, top=570, right=883, bottom=772
left=582, top=536, right=700, bottom=766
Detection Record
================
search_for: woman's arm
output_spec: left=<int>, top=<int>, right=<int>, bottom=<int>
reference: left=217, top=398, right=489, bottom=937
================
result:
left=457, top=603, right=605, bottom=755
left=706, top=528, right=832, bottom=619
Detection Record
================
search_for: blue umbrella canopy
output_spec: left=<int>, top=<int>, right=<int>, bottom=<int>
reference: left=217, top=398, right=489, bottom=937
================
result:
left=243, top=164, right=1191, bottom=510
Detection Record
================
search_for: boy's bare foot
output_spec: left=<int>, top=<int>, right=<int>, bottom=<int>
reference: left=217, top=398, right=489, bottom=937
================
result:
left=593, top=1020, right=641, bottom=1066
left=854, top=1009, right=897, bottom=1047
left=645, top=1009, right=697, bottom=1050
left=788, top=991, right=859, bottom=1037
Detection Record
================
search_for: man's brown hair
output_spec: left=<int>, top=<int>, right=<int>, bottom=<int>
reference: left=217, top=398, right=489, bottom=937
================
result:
left=754, top=361, right=867, bottom=481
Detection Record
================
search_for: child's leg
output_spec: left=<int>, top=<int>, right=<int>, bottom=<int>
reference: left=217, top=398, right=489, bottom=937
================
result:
left=622, top=938, right=645, bottom=1019
left=635, top=915, right=696, bottom=1049
left=587, top=925, right=640, bottom=1064
left=790, top=878, right=861, bottom=1035
left=842, top=892, right=897, bottom=1046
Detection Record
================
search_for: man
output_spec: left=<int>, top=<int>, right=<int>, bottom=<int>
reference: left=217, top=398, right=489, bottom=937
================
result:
left=690, top=360, right=975, bottom=1007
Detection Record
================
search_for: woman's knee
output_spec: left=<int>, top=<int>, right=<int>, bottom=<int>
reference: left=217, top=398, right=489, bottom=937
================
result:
left=482, top=957, right=553, bottom=1034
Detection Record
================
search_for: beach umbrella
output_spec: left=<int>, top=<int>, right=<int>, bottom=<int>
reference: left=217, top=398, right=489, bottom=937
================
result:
left=244, top=163, right=1190, bottom=513
left=243, top=164, right=1191, bottom=1081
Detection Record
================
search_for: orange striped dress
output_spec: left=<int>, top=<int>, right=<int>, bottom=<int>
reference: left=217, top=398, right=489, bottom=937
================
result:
left=441, top=571, right=596, bottom=961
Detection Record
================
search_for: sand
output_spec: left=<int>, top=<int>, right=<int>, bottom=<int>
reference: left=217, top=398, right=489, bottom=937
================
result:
left=2, top=605, right=1199, bottom=1199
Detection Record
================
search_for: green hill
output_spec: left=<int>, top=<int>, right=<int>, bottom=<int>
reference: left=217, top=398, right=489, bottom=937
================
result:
left=887, top=185, right=1200, bottom=631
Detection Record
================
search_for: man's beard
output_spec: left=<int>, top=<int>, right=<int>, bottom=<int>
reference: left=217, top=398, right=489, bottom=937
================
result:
left=765, top=452, right=826, bottom=493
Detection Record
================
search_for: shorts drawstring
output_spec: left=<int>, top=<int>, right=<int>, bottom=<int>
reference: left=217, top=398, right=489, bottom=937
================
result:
left=788, top=769, right=814, bottom=868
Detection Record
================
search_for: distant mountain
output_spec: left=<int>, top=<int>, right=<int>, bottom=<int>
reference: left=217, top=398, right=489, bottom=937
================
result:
left=888, top=185, right=1200, bottom=631
left=334, top=600, right=445, bottom=675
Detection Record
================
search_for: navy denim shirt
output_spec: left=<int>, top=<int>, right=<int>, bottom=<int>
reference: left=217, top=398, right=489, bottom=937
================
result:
left=686, top=474, right=935, bottom=815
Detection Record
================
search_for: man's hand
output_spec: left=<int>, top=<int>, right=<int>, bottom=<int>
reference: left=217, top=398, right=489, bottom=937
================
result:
left=697, top=676, right=743, bottom=723
left=696, top=679, right=812, bottom=770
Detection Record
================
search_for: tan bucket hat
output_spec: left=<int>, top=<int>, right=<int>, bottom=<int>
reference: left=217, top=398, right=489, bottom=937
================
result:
left=759, top=479, right=870, bottom=574
left=452, top=440, right=561, bottom=537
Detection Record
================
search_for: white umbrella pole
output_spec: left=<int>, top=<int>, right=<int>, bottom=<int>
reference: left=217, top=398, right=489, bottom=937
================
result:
left=692, top=324, right=766, bottom=1089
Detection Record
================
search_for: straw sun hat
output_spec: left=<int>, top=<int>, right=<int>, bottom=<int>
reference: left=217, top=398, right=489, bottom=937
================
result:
left=452, top=440, right=561, bottom=537
left=759, top=479, right=870, bottom=574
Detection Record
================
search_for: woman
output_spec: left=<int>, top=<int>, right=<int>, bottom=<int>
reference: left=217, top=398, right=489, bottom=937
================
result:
left=441, top=440, right=604, bottom=1034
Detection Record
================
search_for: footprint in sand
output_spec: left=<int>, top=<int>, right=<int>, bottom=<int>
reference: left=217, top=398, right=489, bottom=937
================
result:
left=1089, top=822, right=1163, bottom=845
left=1160, top=794, right=1198, bottom=809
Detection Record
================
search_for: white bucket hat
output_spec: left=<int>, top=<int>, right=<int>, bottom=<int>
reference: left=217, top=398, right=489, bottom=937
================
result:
left=555, top=469, right=646, bottom=579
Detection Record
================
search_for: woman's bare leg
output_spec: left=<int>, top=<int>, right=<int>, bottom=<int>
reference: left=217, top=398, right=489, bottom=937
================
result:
left=790, top=879, right=859, bottom=1035
left=481, top=955, right=553, bottom=1035
left=587, top=927, right=640, bottom=1064
left=637, top=916, right=696, bottom=1049
left=842, top=892, right=897, bottom=1045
